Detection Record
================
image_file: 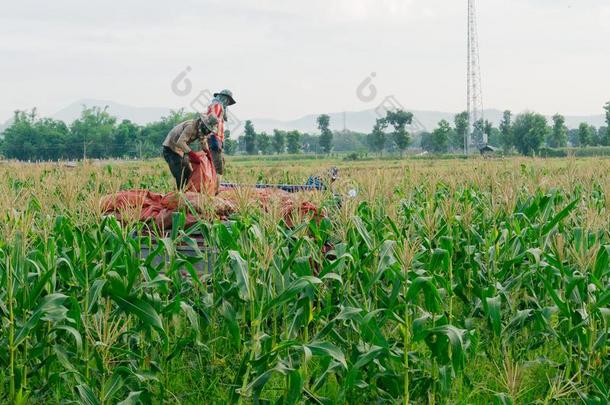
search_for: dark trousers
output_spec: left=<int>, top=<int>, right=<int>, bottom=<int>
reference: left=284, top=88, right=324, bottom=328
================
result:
left=163, top=146, right=191, bottom=189
left=208, top=135, right=224, bottom=175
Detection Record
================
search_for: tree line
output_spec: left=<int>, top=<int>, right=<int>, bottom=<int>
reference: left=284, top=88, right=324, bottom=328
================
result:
left=415, top=102, right=610, bottom=156
left=0, top=107, right=343, bottom=160
left=0, top=107, right=196, bottom=161
left=235, top=115, right=334, bottom=155
left=1, top=102, right=608, bottom=160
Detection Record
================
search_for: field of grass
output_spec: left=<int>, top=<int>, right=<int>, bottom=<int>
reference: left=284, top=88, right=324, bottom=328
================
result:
left=0, top=156, right=609, bottom=404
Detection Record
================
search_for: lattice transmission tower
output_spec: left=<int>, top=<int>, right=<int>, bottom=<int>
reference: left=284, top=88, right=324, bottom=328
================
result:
left=466, top=0, right=484, bottom=154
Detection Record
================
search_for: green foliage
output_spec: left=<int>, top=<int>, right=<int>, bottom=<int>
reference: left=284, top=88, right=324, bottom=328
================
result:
left=70, top=106, right=117, bottom=158
left=603, top=102, right=610, bottom=145
left=599, top=126, right=610, bottom=147
left=1, top=107, right=197, bottom=161
left=541, top=145, right=610, bottom=157
left=285, top=130, right=301, bottom=154
left=385, top=109, right=413, bottom=156
left=140, top=109, right=194, bottom=153
left=422, top=119, right=451, bottom=153
left=512, top=112, right=549, bottom=156
left=256, top=131, right=272, bottom=154
left=224, top=139, right=238, bottom=155
left=367, top=119, right=387, bottom=156
left=568, top=128, right=580, bottom=147
left=453, top=111, right=469, bottom=151
left=499, top=110, right=513, bottom=153
left=0, top=159, right=609, bottom=403
left=538, top=147, right=568, bottom=158
left=483, top=119, right=493, bottom=144
left=244, top=120, right=257, bottom=155
left=317, top=114, right=333, bottom=154
left=472, top=119, right=485, bottom=145
left=578, top=122, right=595, bottom=147
left=3, top=102, right=609, bottom=160
left=548, top=114, right=568, bottom=148
left=272, top=129, right=286, bottom=154
left=331, top=130, right=367, bottom=153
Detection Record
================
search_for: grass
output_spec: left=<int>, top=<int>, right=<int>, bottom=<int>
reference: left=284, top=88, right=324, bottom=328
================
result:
left=0, top=155, right=609, bottom=404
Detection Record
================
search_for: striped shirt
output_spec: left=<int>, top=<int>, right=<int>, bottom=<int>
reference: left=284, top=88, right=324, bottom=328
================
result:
left=207, top=101, right=225, bottom=143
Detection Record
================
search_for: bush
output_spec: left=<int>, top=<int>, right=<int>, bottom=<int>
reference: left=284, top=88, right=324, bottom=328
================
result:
left=540, top=146, right=610, bottom=158
left=343, top=152, right=362, bottom=161
left=539, top=147, right=567, bottom=158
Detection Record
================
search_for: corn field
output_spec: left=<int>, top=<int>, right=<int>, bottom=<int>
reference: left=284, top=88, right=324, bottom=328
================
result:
left=0, top=157, right=609, bottom=404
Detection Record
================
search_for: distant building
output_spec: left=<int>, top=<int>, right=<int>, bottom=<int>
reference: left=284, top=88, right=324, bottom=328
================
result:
left=479, top=144, right=497, bottom=156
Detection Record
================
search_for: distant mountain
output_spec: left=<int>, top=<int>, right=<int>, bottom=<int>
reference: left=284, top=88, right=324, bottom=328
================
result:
left=52, top=99, right=172, bottom=125
left=1, top=99, right=605, bottom=135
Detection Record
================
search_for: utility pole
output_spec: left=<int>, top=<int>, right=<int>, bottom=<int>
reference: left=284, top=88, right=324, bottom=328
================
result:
left=467, top=0, right=484, bottom=153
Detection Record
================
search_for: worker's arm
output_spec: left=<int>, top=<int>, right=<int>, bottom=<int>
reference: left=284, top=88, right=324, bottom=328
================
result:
left=175, top=122, right=197, bottom=154
left=199, top=134, right=210, bottom=151
left=176, top=122, right=204, bottom=163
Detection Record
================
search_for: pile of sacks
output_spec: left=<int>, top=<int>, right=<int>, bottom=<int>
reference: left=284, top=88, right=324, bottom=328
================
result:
left=100, top=151, right=321, bottom=229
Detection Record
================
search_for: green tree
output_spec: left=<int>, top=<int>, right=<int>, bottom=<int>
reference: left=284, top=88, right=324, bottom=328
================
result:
left=453, top=112, right=469, bottom=151
left=36, top=118, right=70, bottom=160
left=140, top=109, right=192, bottom=155
left=367, top=119, right=387, bottom=156
left=487, top=127, right=502, bottom=147
left=317, top=114, right=333, bottom=154
left=578, top=122, right=592, bottom=147
left=483, top=120, right=493, bottom=145
left=548, top=114, right=568, bottom=148
left=224, top=139, right=238, bottom=155
left=499, top=110, right=513, bottom=152
left=257, top=132, right=271, bottom=154
left=70, top=106, right=117, bottom=159
left=244, top=120, right=257, bottom=155
left=3, top=109, right=39, bottom=160
left=512, top=112, right=549, bottom=156
left=422, top=119, right=450, bottom=153
left=272, top=129, right=286, bottom=154
left=420, top=131, right=433, bottom=152
left=600, top=127, right=610, bottom=146
left=331, top=130, right=367, bottom=152
left=472, top=119, right=485, bottom=145
left=286, top=130, right=301, bottom=154
left=385, top=110, right=413, bottom=157
left=568, top=128, right=580, bottom=147
left=115, top=119, right=141, bottom=157
left=604, top=102, right=610, bottom=145
left=589, top=125, right=600, bottom=146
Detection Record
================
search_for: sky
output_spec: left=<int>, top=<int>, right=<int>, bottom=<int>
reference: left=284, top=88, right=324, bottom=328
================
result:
left=1, top=0, right=609, bottom=123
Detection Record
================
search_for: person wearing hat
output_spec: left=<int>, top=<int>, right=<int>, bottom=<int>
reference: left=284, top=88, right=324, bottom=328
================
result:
left=203, top=89, right=236, bottom=188
left=306, top=167, right=339, bottom=190
left=162, top=114, right=218, bottom=190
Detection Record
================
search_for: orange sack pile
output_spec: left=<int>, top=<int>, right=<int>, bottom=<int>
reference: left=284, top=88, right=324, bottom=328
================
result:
left=100, top=151, right=322, bottom=230
left=187, top=150, right=217, bottom=195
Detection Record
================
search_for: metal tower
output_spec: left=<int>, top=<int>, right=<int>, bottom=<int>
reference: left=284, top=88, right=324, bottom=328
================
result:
left=466, top=0, right=484, bottom=153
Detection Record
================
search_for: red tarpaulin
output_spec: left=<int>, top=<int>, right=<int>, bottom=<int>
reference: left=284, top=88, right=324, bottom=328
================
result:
left=187, top=150, right=217, bottom=195
left=100, top=152, right=321, bottom=229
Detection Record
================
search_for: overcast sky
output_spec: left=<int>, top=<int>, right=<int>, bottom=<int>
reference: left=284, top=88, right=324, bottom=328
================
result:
left=1, top=0, right=608, bottom=122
